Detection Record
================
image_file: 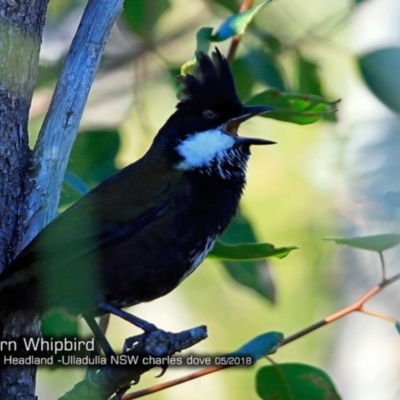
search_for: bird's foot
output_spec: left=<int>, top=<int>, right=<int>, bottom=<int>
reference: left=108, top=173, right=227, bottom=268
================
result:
left=123, top=325, right=208, bottom=378
left=122, top=329, right=175, bottom=377
left=123, top=327, right=173, bottom=353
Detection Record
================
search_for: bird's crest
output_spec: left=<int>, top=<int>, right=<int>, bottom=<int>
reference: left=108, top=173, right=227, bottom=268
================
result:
left=177, top=49, right=241, bottom=109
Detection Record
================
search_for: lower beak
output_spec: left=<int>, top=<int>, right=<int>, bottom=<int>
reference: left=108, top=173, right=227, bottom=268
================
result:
left=223, top=105, right=275, bottom=146
left=234, top=136, right=276, bottom=146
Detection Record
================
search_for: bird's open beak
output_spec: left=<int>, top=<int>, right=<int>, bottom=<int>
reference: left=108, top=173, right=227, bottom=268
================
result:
left=223, top=105, right=276, bottom=146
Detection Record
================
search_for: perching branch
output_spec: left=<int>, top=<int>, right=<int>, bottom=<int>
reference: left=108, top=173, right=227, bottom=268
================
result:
left=60, top=326, right=208, bottom=400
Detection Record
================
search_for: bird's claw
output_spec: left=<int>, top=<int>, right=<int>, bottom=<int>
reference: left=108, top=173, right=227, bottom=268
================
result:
left=155, top=362, right=169, bottom=378
left=123, top=333, right=146, bottom=352
left=111, top=385, right=130, bottom=400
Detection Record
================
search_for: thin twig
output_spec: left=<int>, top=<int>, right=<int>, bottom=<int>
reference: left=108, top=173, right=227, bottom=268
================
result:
left=380, top=271, right=400, bottom=288
left=359, top=308, right=397, bottom=324
left=123, top=365, right=225, bottom=400
left=127, top=269, right=400, bottom=398
left=378, top=251, right=386, bottom=281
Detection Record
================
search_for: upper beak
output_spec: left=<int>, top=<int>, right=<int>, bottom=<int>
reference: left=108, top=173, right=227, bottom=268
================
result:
left=223, top=105, right=275, bottom=146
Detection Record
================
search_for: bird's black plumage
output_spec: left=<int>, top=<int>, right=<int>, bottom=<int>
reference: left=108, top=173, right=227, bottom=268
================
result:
left=0, top=49, right=273, bottom=328
left=178, top=49, right=241, bottom=111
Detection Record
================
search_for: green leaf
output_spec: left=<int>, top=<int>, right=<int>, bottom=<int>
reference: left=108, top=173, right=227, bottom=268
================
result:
left=296, top=54, right=322, bottom=96
left=122, top=0, right=170, bottom=39
left=231, top=57, right=255, bottom=99
left=359, top=47, right=400, bottom=114
left=41, top=310, right=79, bottom=338
left=395, top=322, right=400, bottom=335
left=180, top=57, right=197, bottom=76
left=296, top=55, right=335, bottom=122
left=209, top=240, right=296, bottom=260
left=68, top=129, right=121, bottom=185
left=233, top=332, right=284, bottom=361
left=245, top=90, right=339, bottom=125
left=212, top=1, right=272, bottom=41
left=223, top=260, right=277, bottom=303
left=215, top=212, right=278, bottom=303
left=181, top=28, right=213, bottom=75
left=244, top=49, right=285, bottom=91
left=256, top=363, right=341, bottom=400
left=324, top=234, right=400, bottom=252
left=196, top=27, right=213, bottom=53
left=69, top=130, right=120, bottom=185
left=230, top=49, right=285, bottom=99
left=181, top=3, right=274, bottom=76
left=260, top=32, right=282, bottom=54
left=60, top=129, right=120, bottom=208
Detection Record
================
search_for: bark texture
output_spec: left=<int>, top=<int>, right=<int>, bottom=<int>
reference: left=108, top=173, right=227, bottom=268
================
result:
left=0, top=1, right=49, bottom=398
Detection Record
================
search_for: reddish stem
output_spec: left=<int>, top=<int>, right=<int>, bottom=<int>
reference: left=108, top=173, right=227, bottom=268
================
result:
left=124, top=272, right=400, bottom=399
left=226, top=0, right=254, bottom=63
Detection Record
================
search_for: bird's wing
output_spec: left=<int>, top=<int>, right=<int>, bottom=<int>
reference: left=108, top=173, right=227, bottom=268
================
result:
left=3, top=157, right=182, bottom=282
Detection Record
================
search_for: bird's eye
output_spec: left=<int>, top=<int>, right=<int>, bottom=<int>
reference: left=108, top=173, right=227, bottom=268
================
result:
left=202, top=109, right=218, bottom=120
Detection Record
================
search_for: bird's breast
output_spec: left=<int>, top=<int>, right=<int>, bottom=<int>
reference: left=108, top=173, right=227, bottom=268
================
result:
left=102, top=172, right=245, bottom=308
left=177, top=235, right=217, bottom=284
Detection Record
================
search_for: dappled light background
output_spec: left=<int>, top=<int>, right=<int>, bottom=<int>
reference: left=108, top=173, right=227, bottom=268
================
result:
left=29, top=0, right=400, bottom=399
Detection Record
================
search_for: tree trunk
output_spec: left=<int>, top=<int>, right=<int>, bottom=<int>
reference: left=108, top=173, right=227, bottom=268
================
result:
left=0, top=1, right=48, bottom=398
left=0, top=0, right=123, bottom=397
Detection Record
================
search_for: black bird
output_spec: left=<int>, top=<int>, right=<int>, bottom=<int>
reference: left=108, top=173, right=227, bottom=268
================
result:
left=0, top=49, right=274, bottom=335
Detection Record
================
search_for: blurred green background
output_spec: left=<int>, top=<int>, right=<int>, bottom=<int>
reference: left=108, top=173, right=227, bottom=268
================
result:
left=29, top=0, right=400, bottom=398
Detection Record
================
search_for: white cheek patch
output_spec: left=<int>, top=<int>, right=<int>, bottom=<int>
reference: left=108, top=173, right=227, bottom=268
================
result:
left=175, top=129, right=235, bottom=170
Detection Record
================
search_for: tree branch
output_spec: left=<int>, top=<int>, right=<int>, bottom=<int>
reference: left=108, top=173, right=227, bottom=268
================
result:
left=60, top=326, right=208, bottom=400
left=125, top=268, right=400, bottom=398
left=23, top=0, right=124, bottom=249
